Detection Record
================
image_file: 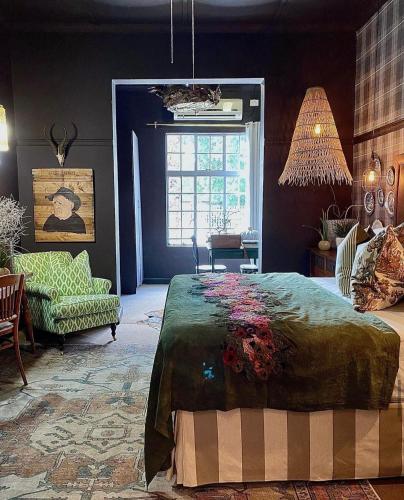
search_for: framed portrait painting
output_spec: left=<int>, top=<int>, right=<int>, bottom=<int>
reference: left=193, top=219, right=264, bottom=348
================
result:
left=32, top=168, right=95, bottom=242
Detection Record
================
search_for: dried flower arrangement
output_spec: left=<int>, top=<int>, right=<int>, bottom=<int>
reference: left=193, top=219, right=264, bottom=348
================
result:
left=0, top=196, right=27, bottom=270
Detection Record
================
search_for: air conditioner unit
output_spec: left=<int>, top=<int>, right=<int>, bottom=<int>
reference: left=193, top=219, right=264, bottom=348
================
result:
left=173, top=99, right=243, bottom=121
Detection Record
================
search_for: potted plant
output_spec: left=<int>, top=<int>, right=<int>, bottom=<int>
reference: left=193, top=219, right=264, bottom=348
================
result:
left=303, top=210, right=331, bottom=250
left=334, top=219, right=356, bottom=247
left=0, top=196, right=27, bottom=273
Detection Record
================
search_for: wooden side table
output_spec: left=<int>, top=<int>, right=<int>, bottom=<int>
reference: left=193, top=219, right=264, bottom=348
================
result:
left=308, top=247, right=337, bottom=277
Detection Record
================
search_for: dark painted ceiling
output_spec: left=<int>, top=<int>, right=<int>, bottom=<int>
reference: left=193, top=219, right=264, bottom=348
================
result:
left=0, top=0, right=378, bottom=33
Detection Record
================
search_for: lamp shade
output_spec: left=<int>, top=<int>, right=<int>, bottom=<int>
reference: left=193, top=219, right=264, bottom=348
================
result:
left=0, top=105, right=9, bottom=152
left=278, top=87, right=352, bottom=186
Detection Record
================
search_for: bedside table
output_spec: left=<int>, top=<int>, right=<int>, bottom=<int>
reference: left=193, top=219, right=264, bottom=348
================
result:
left=308, top=247, right=337, bottom=277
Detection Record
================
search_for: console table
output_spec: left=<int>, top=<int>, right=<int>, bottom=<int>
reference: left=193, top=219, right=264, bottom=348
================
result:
left=308, top=247, right=337, bottom=277
left=207, top=246, right=259, bottom=273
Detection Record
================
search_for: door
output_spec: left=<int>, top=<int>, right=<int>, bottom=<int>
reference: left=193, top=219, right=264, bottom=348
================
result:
left=132, top=132, right=144, bottom=286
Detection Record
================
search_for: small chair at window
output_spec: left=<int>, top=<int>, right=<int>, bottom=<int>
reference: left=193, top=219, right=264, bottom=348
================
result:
left=191, top=236, right=227, bottom=274
left=0, top=274, right=27, bottom=385
left=240, top=263, right=258, bottom=274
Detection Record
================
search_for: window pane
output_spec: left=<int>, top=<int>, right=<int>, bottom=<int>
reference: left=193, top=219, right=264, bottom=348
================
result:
left=182, top=229, right=194, bottom=240
left=182, top=177, right=194, bottom=193
left=226, top=135, right=240, bottom=153
left=169, top=229, right=181, bottom=239
left=181, top=153, right=195, bottom=171
left=182, top=212, right=194, bottom=228
left=197, top=154, right=209, bottom=170
left=168, top=194, right=181, bottom=211
left=197, top=193, right=210, bottom=211
left=226, top=177, right=239, bottom=193
left=210, top=153, right=223, bottom=170
left=167, top=135, right=180, bottom=153
left=168, top=176, right=181, bottom=193
left=197, top=212, right=210, bottom=228
left=226, top=193, right=239, bottom=209
left=226, top=153, right=240, bottom=171
left=239, top=177, right=246, bottom=193
left=211, top=176, right=224, bottom=193
left=240, top=194, right=246, bottom=208
left=211, top=136, right=223, bottom=153
left=168, top=237, right=181, bottom=246
left=197, top=135, right=210, bottom=153
left=181, top=135, right=195, bottom=153
left=210, top=212, right=226, bottom=232
left=211, top=194, right=224, bottom=210
left=167, top=153, right=181, bottom=170
left=182, top=194, right=194, bottom=211
left=168, top=212, right=181, bottom=228
left=196, top=176, right=210, bottom=193
left=197, top=228, right=209, bottom=245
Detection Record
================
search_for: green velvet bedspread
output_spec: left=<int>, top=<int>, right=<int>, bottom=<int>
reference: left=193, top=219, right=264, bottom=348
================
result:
left=145, top=273, right=400, bottom=485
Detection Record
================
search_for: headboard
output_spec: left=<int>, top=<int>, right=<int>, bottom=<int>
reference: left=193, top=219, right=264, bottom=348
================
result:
left=396, top=153, right=404, bottom=225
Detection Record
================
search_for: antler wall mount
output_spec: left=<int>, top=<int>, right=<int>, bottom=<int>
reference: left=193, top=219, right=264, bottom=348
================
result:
left=43, top=123, right=78, bottom=167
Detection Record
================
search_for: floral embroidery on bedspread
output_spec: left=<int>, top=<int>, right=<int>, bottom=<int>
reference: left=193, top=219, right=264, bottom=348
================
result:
left=191, top=273, right=295, bottom=381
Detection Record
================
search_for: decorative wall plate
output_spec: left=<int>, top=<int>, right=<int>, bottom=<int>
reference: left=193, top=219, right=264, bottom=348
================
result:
left=386, top=167, right=395, bottom=186
left=364, top=191, right=375, bottom=215
left=376, top=188, right=384, bottom=207
left=385, top=190, right=395, bottom=217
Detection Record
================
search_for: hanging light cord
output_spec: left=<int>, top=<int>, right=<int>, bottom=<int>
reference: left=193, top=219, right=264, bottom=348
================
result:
left=170, top=0, right=174, bottom=64
left=192, top=0, right=195, bottom=86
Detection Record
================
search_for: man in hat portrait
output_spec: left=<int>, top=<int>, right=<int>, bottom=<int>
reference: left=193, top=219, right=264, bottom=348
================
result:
left=43, top=187, right=86, bottom=234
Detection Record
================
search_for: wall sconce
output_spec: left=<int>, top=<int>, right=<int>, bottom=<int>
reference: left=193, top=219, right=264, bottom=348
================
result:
left=0, top=105, right=9, bottom=152
left=362, top=151, right=382, bottom=192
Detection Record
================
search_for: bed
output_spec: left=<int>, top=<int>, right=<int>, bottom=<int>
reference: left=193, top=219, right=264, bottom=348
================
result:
left=145, top=273, right=404, bottom=487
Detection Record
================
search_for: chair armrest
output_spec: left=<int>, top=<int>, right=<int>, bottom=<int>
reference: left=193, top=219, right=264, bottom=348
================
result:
left=25, top=282, right=59, bottom=302
left=92, top=277, right=112, bottom=294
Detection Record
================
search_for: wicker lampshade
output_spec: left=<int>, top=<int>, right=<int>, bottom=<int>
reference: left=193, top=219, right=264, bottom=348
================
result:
left=278, top=87, right=352, bottom=186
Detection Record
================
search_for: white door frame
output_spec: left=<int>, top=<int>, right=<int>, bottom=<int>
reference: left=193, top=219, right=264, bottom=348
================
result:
left=111, top=78, right=265, bottom=290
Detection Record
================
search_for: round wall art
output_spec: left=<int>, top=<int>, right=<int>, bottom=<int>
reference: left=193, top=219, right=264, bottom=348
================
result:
left=376, top=188, right=384, bottom=207
left=385, top=190, right=395, bottom=217
left=364, top=191, right=375, bottom=215
left=386, top=167, right=395, bottom=186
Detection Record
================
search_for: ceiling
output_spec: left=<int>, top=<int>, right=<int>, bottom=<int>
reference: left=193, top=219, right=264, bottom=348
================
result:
left=0, top=0, right=378, bottom=33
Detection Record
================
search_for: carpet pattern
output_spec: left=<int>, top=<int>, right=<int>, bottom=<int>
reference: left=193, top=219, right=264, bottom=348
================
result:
left=0, top=334, right=380, bottom=499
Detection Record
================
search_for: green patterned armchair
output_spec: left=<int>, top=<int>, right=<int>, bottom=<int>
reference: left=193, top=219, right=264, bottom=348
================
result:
left=13, top=251, right=121, bottom=348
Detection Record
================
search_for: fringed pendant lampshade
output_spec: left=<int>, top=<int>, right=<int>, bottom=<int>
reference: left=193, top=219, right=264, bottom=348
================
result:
left=278, top=87, right=352, bottom=186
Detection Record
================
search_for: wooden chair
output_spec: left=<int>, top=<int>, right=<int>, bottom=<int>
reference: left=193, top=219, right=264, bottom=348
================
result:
left=0, top=274, right=27, bottom=385
left=191, top=235, right=227, bottom=274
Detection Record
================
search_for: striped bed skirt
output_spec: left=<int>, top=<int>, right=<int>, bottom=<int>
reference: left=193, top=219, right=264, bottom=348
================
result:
left=170, top=405, right=404, bottom=487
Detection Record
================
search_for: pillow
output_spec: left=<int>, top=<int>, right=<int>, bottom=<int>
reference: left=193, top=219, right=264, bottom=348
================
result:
left=350, top=226, right=404, bottom=312
left=335, top=223, right=371, bottom=296
left=48, top=250, right=93, bottom=296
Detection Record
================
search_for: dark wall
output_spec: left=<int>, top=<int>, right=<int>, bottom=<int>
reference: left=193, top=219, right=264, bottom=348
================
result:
left=9, top=32, right=355, bottom=290
left=0, top=36, right=18, bottom=198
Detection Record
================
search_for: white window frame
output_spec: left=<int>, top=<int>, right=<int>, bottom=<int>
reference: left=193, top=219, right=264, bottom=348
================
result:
left=165, top=132, right=249, bottom=247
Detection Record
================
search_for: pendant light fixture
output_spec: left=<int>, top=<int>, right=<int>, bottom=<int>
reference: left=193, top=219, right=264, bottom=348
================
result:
left=278, top=87, right=353, bottom=186
left=362, top=1, right=382, bottom=192
left=150, top=0, right=221, bottom=114
left=0, top=105, right=9, bottom=152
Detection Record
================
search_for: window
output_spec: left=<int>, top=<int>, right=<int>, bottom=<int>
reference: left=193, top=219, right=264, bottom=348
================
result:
left=166, top=133, right=250, bottom=246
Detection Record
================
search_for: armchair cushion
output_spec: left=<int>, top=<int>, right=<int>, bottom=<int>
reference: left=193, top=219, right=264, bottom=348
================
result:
left=92, top=277, right=112, bottom=294
left=51, top=294, right=120, bottom=320
left=25, top=282, right=59, bottom=302
left=47, top=250, right=93, bottom=296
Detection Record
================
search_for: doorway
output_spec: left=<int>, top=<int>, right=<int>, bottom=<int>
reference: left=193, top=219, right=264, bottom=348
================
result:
left=112, top=79, right=265, bottom=294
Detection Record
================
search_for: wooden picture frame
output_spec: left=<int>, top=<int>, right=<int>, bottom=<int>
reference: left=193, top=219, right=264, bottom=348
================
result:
left=32, top=168, right=95, bottom=242
left=395, top=153, right=404, bottom=225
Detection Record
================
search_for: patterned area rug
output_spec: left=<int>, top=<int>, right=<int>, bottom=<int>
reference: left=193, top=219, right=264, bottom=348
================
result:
left=136, top=310, right=164, bottom=331
left=0, top=341, right=380, bottom=499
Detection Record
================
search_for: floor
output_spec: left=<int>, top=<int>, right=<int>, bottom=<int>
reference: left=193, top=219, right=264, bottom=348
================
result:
left=1, top=283, right=404, bottom=499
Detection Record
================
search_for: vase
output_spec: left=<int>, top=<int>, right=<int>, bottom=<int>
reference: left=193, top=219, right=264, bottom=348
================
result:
left=318, top=240, right=331, bottom=251
left=0, top=267, right=10, bottom=276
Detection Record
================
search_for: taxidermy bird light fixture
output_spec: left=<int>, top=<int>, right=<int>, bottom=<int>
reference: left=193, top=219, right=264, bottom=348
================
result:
left=149, top=0, right=221, bottom=114
left=278, top=87, right=353, bottom=186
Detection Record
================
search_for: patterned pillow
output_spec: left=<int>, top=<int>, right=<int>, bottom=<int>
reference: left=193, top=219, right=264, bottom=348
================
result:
left=350, top=226, right=404, bottom=312
left=48, top=250, right=94, bottom=296
left=335, top=223, right=371, bottom=296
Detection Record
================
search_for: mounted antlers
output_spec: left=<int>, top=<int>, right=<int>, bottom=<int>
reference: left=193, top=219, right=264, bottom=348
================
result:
left=43, top=123, right=78, bottom=167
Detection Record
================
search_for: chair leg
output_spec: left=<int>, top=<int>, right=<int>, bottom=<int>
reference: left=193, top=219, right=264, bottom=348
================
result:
left=13, top=329, right=27, bottom=386
left=111, top=323, right=117, bottom=341
left=58, top=335, right=65, bottom=353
